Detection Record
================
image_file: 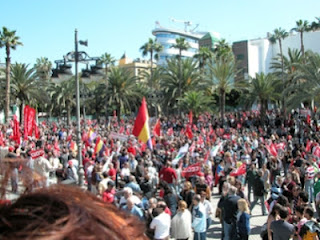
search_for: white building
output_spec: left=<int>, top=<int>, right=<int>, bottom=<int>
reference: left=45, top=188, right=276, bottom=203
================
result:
left=152, top=24, right=208, bottom=65
left=232, top=30, right=320, bottom=79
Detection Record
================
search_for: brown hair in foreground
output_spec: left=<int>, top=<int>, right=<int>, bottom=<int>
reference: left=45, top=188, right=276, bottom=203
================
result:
left=0, top=184, right=147, bottom=240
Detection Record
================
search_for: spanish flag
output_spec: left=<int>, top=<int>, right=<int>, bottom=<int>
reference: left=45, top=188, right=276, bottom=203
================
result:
left=94, top=136, right=105, bottom=156
left=132, top=97, right=152, bottom=149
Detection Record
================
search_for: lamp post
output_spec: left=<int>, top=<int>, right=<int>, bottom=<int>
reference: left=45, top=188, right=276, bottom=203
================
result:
left=74, top=29, right=85, bottom=187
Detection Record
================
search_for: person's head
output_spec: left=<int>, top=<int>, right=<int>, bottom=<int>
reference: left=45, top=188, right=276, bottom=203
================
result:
left=123, top=187, right=133, bottom=199
left=292, top=186, right=301, bottom=197
left=304, top=206, right=314, bottom=220
left=157, top=201, right=167, bottom=214
left=228, top=186, right=237, bottom=196
left=222, top=181, right=230, bottom=196
left=200, top=191, right=207, bottom=200
left=192, top=194, right=201, bottom=206
left=128, top=175, right=135, bottom=183
left=178, top=200, right=187, bottom=212
left=237, top=198, right=250, bottom=214
left=295, top=205, right=305, bottom=219
left=235, top=180, right=242, bottom=190
left=279, top=206, right=289, bottom=220
left=184, top=181, right=192, bottom=191
left=126, top=197, right=134, bottom=210
left=148, top=198, right=158, bottom=209
left=298, top=191, right=309, bottom=205
left=271, top=203, right=282, bottom=217
left=107, top=181, right=115, bottom=190
left=0, top=185, right=147, bottom=240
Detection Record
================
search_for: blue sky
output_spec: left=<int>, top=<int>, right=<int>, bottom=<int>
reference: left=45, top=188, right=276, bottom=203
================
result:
left=1, top=0, right=319, bottom=67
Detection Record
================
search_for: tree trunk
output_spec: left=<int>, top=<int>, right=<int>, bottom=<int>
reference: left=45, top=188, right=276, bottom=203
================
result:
left=260, top=99, right=266, bottom=125
left=20, top=101, right=25, bottom=124
left=300, top=32, right=305, bottom=59
left=117, top=103, right=121, bottom=122
left=279, top=39, right=286, bottom=120
left=5, top=45, right=11, bottom=123
left=66, top=103, right=71, bottom=126
left=220, top=89, right=225, bottom=126
left=105, top=66, right=109, bottom=121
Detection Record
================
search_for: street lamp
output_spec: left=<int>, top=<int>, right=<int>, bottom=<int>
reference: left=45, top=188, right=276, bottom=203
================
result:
left=52, top=29, right=102, bottom=187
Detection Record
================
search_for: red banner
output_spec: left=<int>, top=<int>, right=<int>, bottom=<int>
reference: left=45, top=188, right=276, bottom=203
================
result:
left=24, top=105, right=36, bottom=139
left=30, top=149, right=44, bottom=159
left=229, top=163, right=246, bottom=177
left=12, top=115, right=21, bottom=144
left=182, top=162, right=201, bottom=179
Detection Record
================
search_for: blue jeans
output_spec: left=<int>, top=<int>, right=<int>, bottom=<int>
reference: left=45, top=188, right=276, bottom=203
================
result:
left=305, top=179, right=314, bottom=203
left=247, top=183, right=252, bottom=202
left=194, top=231, right=206, bottom=240
left=206, top=217, right=212, bottom=230
left=223, top=221, right=236, bottom=240
left=250, top=195, right=267, bottom=215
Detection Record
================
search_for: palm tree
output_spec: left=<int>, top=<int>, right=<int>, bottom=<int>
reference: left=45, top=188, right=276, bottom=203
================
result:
left=171, top=37, right=190, bottom=60
left=140, top=38, right=163, bottom=84
left=287, top=52, right=320, bottom=110
left=107, top=67, right=139, bottom=119
left=161, top=58, right=204, bottom=113
left=50, top=79, right=76, bottom=125
left=291, top=20, right=310, bottom=58
left=310, top=17, right=320, bottom=31
left=213, top=39, right=232, bottom=60
left=269, top=28, right=289, bottom=117
left=208, top=56, right=238, bottom=123
left=10, top=63, right=47, bottom=122
left=98, top=52, right=115, bottom=119
left=34, top=57, right=52, bottom=81
left=178, top=91, right=214, bottom=119
left=247, top=73, right=281, bottom=123
left=0, top=27, right=23, bottom=123
left=194, top=46, right=213, bottom=72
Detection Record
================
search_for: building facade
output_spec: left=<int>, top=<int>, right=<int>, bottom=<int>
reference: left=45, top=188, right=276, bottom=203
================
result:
left=199, top=32, right=220, bottom=50
left=152, top=26, right=207, bottom=65
left=232, top=30, right=320, bottom=79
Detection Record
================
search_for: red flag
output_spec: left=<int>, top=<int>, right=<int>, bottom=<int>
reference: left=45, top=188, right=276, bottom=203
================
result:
left=209, top=125, right=214, bottom=136
left=306, top=140, right=313, bottom=152
left=153, top=119, right=161, bottom=137
left=52, top=122, right=57, bottom=133
left=307, top=114, right=311, bottom=125
left=24, top=105, right=36, bottom=139
left=229, top=163, right=246, bottom=177
left=13, top=115, right=21, bottom=145
left=313, top=146, right=320, bottom=158
left=167, top=127, right=173, bottom=136
left=189, top=141, right=195, bottom=153
left=192, top=124, right=198, bottom=131
left=119, top=126, right=124, bottom=134
left=266, top=143, right=278, bottom=157
left=182, top=162, right=201, bottom=179
left=180, top=128, right=185, bottom=135
left=33, top=121, right=40, bottom=139
left=197, top=136, right=204, bottom=146
left=275, top=142, right=286, bottom=151
left=185, top=125, right=193, bottom=139
left=189, top=111, right=193, bottom=124
left=0, top=131, right=4, bottom=146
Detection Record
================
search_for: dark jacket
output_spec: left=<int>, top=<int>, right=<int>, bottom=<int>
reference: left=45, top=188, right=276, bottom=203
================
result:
left=237, top=212, right=250, bottom=235
left=223, top=195, right=240, bottom=224
left=253, top=176, right=265, bottom=197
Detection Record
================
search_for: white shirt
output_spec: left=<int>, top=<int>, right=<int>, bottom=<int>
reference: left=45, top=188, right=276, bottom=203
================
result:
left=150, top=212, right=171, bottom=239
left=121, top=167, right=130, bottom=177
left=201, top=199, right=213, bottom=219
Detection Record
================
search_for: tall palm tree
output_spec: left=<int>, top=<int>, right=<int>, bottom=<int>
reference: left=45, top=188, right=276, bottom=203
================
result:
left=34, top=57, right=52, bottom=81
left=213, top=39, right=232, bottom=60
left=194, top=46, right=213, bottom=72
left=0, top=27, right=23, bottom=123
left=287, top=52, right=320, bottom=109
left=161, top=58, right=204, bottom=113
left=291, top=20, right=310, bottom=58
left=10, top=63, right=47, bottom=122
left=50, top=79, right=76, bottom=125
left=107, top=67, right=139, bottom=119
left=171, top=37, right=190, bottom=60
left=209, top=56, right=238, bottom=123
left=178, top=91, right=214, bottom=119
left=269, top=28, right=288, bottom=117
left=98, top=52, right=115, bottom=119
left=310, top=17, right=320, bottom=31
left=247, top=73, right=281, bottom=123
left=140, top=38, right=163, bottom=85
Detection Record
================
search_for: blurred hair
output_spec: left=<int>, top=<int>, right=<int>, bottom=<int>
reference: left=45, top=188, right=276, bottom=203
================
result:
left=178, top=200, right=187, bottom=211
left=237, top=198, right=250, bottom=214
left=0, top=185, right=147, bottom=240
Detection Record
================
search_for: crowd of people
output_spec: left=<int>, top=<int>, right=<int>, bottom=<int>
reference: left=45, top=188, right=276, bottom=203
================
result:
left=1, top=109, right=320, bottom=240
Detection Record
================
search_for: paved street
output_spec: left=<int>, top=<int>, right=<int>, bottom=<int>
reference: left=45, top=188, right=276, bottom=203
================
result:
left=208, top=187, right=267, bottom=240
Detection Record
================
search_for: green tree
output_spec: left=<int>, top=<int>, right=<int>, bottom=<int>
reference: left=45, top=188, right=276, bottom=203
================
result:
left=269, top=28, right=289, bottom=117
left=10, top=63, right=47, bottom=122
left=291, top=20, right=310, bottom=58
left=171, top=37, right=190, bottom=60
left=107, top=67, right=139, bottom=119
left=140, top=38, right=163, bottom=85
left=0, top=27, right=23, bottom=123
left=213, top=39, right=232, bottom=60
left=34, top=57, right=52, bottom=81
left=247, top=73, right=280, bottom=123
left=161, top=58, right=204, bottom=113
left=98, top=52, right=115, bottom=118
left=194, top=46, right=213, bottom=72
left=288, top=52, right=320, bottom=109
left=208, top=56, right=238, bottom=123
left=178, top=91, right=214, bottom=119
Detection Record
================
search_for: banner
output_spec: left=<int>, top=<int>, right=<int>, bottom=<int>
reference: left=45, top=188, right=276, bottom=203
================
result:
left=24, top=105, right=36, bottom=140
left=172, top=143, right=189, bottom=165
left=229, top=163, right=246, bottom=177
left=30, top=149, right=44, bottom=159
left=109, top=131, right=128, bottom=142
left=182, top=162, right=201, bottom=179
left=12, top=115, right=21, bottom=145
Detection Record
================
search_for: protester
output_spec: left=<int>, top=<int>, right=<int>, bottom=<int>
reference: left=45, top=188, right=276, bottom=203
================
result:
left=237, top=198, right=251, bottom=240
left=192, top=194, right=207, bottom=240
left=171, top=200, right=192, bottom=240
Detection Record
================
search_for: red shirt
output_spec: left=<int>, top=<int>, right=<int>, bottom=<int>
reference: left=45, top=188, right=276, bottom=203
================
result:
left=108, top=168, right=116, bottom=181
left=159, top=167, right=177, bottom=184
left=102, top=189, right=115, bottom=203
